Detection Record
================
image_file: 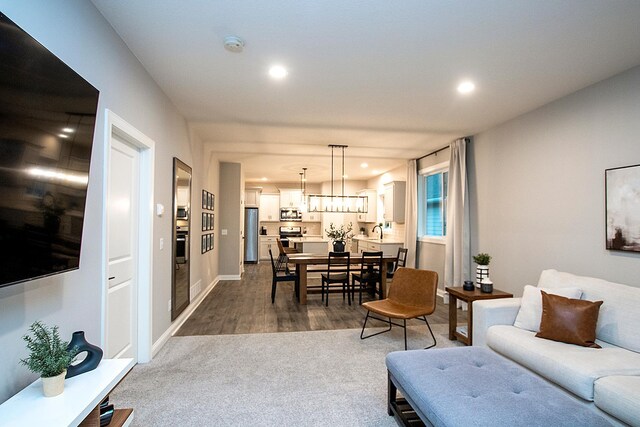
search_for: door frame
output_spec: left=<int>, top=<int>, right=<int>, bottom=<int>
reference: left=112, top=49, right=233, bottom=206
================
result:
left=101, top=109, right=155, bottom=363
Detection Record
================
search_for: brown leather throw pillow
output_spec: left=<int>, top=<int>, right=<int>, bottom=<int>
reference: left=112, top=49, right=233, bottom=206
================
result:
left=535, top=291, right=603, bottom=348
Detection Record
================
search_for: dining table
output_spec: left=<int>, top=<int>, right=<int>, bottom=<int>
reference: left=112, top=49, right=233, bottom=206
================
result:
left=287, top=252, right=398, bottom=304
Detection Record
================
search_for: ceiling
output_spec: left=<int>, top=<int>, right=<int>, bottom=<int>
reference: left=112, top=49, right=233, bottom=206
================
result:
left=91, top=0, right=640, bottom=182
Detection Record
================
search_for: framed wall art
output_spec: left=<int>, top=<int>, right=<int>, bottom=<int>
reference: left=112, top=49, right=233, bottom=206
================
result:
left=605, top=164, right=640, bottom=252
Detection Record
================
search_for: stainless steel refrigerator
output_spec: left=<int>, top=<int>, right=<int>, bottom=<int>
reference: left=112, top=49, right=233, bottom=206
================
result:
left=244, top=207, right=259, bottom=263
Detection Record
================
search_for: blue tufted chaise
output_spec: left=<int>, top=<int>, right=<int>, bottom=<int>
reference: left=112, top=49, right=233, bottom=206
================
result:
left=385, top=347, right=612, bottom=426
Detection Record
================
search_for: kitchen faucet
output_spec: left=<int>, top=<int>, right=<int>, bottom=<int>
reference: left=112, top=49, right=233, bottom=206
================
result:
left=372, top=224, right=383, bottom=240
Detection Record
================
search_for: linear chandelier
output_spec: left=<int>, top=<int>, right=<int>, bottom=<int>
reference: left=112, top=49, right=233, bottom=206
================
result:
left=307, top=145, right=368, bottom=213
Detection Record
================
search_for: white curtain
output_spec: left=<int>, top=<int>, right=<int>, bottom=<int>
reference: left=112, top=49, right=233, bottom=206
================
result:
left=444, top=139, right=470, bottom=287
left=404, top=159, right=418, bottom=268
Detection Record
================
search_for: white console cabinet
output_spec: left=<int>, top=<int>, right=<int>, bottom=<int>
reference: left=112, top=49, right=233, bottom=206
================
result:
left=0, top=358, right=135, bottom=427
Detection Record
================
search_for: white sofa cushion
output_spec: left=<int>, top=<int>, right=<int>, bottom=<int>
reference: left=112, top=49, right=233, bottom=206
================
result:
left=513, top=285, right=582, bottom=332
left=538, top=269, right=640, bottom=352
left=594, top=376, right=640, bottom=426
left=486, top=325, right=640, bottom=401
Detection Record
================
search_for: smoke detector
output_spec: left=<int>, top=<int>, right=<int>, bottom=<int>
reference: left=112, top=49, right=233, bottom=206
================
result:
left=223, top=36, right=244, bottom=53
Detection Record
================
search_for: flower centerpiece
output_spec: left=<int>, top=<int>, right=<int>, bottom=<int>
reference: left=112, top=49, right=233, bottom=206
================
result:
left=472, top=252, right=492, bottom=288
left=20, top=321, right=77, bottom=397
left=325, top=222, right=353, bottom=252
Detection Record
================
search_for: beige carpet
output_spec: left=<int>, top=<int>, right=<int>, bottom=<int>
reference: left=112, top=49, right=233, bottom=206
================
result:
left=111, top=324, right=461, bottom=426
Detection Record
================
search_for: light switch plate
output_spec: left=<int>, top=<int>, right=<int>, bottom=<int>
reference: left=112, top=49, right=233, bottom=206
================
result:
left=156, top=203, right=165, bottom=216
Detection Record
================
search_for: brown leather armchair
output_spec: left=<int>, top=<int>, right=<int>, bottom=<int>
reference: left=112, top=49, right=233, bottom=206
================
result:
left=360, top=267, right=438, bottom=350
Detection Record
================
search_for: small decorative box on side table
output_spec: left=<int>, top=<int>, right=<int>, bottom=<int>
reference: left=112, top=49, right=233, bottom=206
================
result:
left=445, top=286, right=513, bottom=346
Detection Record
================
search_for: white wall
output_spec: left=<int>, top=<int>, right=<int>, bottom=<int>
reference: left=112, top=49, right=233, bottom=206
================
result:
left=365, top=164, right=408, bottom=241
left=219, top=162, right=242, bottom=276
left=470, top=65, right=640, bottom=295
left=0, top=1, right=206, bottom=403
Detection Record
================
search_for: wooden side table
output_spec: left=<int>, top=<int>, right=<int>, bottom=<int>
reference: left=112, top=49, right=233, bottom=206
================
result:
left=445, top=286, right=513, bottom=346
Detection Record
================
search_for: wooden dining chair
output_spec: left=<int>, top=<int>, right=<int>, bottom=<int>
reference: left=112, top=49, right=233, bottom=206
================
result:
left=277, top=238, right=297, bottom=255
left=268, top=249, right=298, bottom=303
left=321, top=251, right=351, bottom=306
left=351, top=251, right=383, bottom=304
left=360, top=267, right=438, bottom=350
left=387, top=247, right=408, bottom=279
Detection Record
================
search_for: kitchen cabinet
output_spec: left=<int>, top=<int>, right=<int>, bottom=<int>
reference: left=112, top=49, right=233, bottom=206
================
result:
left=259, top=194, right=279, bottom=222
left=356, top=189, right=377, bottom=223
left=259, top=236, right=278, bottom=260
left=383, top=181, right=406, bottom=223
left=244, top=188, right=260, bottom=207
left=301, top=211, right=322, bottom=222
left=279, top=189, right=302, bottom=208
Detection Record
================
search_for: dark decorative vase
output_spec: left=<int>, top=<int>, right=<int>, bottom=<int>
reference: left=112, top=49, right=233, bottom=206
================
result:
left=332, top=240, right=345, bottom=252
left=66, top=331, right=103, bottom=379
left=463, top=280, right=475, bottom=291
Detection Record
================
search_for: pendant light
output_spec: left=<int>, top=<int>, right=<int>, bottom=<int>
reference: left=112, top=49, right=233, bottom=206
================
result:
left=307, top=145, right=368, bottom=213
left=299, top=168, right=308, bottom=213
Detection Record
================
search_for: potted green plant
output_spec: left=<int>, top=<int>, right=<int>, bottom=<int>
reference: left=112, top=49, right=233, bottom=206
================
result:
left=473, top=252, right=492, bottom=288
left=325, top=222, right=353, bottom=252
left=21, top=321, right=77, bottom=397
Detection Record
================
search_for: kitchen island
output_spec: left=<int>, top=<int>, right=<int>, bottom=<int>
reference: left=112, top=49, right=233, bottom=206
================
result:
left=288, top=236, right=329, bottom=254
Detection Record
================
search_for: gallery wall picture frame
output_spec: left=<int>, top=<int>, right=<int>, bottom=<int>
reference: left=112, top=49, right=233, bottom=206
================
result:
left=202, top=212, right=207, bottom=231
left=605, top=163, right=640, bottom=252
left=202, top=190, right=208, bottom=210
left=201, top=234, right=207, bottom=254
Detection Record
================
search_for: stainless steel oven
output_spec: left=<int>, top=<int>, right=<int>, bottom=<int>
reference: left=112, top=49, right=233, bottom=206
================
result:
left=279, top=226, right=302, bottom=247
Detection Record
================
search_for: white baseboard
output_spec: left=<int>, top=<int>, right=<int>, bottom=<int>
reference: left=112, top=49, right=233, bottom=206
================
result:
left=438, top=288, right=448, bottom=304
left=218, top=274, right=241, bottom=280
left=151, top=275, right=220, bottom=357
left=189, top=280, right=202, bottom=302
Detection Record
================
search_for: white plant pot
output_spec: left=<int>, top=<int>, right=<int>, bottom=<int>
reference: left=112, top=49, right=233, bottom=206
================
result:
left=42, top=369, right=66, bottom=397
left=476, top=265, right=489, bottom=288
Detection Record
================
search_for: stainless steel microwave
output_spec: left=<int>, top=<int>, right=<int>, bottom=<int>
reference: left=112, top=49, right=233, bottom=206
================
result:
left=280, top=208, right=302, bottom=221
left=177, top=207, right=188, bottom=219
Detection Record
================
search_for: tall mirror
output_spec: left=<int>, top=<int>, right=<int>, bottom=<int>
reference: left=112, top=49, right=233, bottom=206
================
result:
left=172, top=158, right=192, bottom=320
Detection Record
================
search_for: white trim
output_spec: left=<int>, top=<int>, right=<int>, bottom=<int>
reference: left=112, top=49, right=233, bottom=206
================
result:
left=151, top=276, right=220, bottom=356
left=218, top=274, right=242, bottom=280
left=419, top=236, right=446, bottom=245
left=418, top=160, right=449, bottom=176
left=101, top=110, right=155, bottom=364
left=437, top=288, right=448, bottom=304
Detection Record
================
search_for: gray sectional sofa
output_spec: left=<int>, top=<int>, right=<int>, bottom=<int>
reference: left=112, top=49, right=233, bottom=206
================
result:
left=473, top=269, right=640, bottom=426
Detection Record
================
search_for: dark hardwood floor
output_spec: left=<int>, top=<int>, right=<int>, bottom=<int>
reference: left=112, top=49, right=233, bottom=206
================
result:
left=176, top=262, right=467, bottom=336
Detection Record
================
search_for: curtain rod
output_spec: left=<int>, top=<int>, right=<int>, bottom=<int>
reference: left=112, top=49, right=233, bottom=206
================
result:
left=415, top=137, right=470, bottom=162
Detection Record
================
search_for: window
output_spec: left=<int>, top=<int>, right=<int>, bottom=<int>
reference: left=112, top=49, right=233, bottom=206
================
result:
left=418, top=164, right=448, bottom=239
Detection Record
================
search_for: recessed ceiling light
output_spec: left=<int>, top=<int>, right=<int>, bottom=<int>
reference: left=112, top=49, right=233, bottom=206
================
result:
left=261, top=177, right=268, bottom=181
left=457, top=81, right=475, bottom=94
left=360, top=163, right=368, bottom=168
left=268, top=65, right=288, bottom=79
left=62, top=127, right=74, bottom=133
left=58, top=134, right=69, bottom=138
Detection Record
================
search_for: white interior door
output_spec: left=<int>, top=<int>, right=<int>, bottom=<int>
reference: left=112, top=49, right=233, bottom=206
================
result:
left=106, top=134, right=139, bottom=359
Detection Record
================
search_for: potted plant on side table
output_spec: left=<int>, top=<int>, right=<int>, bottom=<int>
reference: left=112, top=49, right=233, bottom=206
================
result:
left=325, top=222, right=353, bottom=252
left=21, top=321, right=77, bottom=397
left=473, top=252, right=492, bottom=288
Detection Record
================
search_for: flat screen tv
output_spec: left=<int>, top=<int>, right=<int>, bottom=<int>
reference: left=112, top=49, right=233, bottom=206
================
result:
left=0, top=12, right=99, bottom=288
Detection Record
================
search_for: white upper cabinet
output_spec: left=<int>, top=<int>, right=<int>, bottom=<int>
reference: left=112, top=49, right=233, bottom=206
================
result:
left=279, top=189, right=302, bottom=208
left=356, top=189, right=377, bottom=223
left=259, top=194, right=280, bottom=222
left=383, top=181, right=406, bottom=223
left=244, top=188, right=261, bottom=207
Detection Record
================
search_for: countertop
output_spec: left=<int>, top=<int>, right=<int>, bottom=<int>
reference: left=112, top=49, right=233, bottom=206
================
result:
left=352, top=235, right=404, bottom=244
left=288, top=236, right=329, bottom=243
